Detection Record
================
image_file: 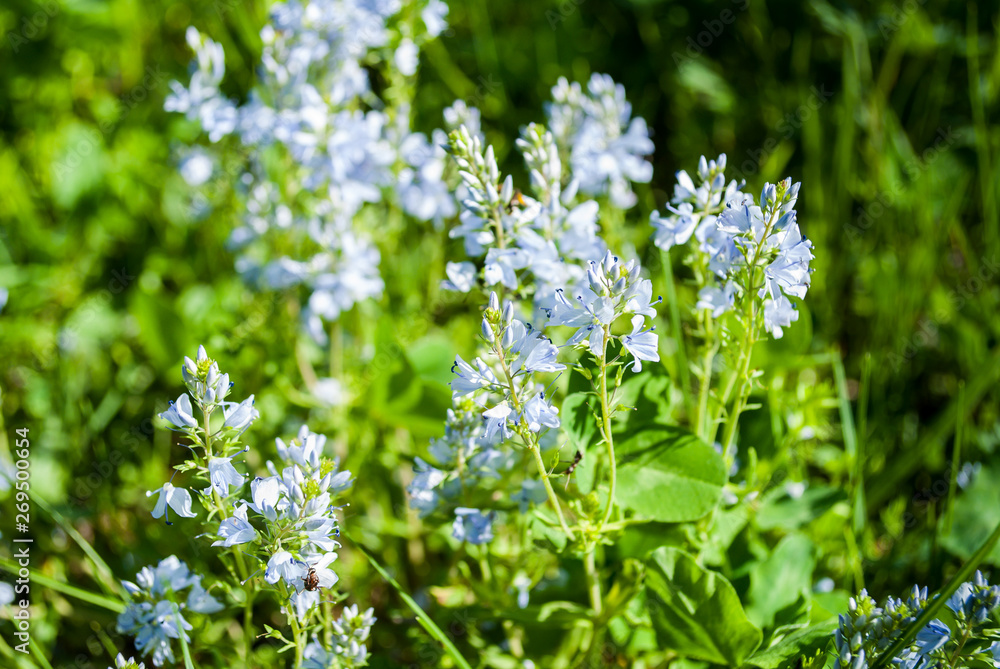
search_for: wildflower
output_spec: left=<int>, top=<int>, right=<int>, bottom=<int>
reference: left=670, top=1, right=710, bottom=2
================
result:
left=442, top=261, right=477, bottom=292
left=452, top=508, right=496, bottom=544
left=247, top=476, right=281, bottom=522
left=207, top=454, right=245, bottom=497
left=221, top=396, right=258, bottom=432
left=547, top=74, right=654, bottom=208
left=159, top=394, right=198, bottom=431
left=522, top=393, right=560, bottom=432
left=118, top=557, right=220, bottom=666
left=450, top=355, right=499, bottom=398
left=482, top=401, right=515, bottom=442
left=620, top=315, right=660, bottom=372
left=109, top=654, right=145, bottom=669
left=265, top=550, right=303, bottom=586
left=696, top=282, right=738, bottom=317
left=212, top=503, right=257, bottom=547
left=147, top=482, right=198, bottom=524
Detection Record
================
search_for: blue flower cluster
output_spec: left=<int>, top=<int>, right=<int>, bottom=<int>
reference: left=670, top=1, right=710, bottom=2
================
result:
left=652, top=156, right=814, bottom=338
left=165, top=0, right=455, bottom=351
left=443, top=72, right=654, bottom=322
left=303, top=604, right=377, bottom=668
left=117, top=557, right=223, bottom=666
left=148, top=347, right=370, bottom=663
left=835, top=573, right=1000, bottom=669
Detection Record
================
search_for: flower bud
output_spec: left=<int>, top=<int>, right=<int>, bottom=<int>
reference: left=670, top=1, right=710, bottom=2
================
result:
left=500, top=174, right=513, bottom=205
left=502, top=301, right=514, bottom=326
left=481, top=318, right=494, bottom=342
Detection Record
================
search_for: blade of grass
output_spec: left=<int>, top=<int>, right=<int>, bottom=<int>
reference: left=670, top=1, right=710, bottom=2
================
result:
left=660, top=249, right=692, bottom=417
left=967, top=4, right=998, bottom=254
left=30, top=492, right=122, bottom=600
left=944, top=382, right=965, bottom=535
left=869, top=518, right=1000, bottom=669
left=853, top=353, right=871, bottom=535
left=0, top=559, right=124, bottom=613
left=353, top=542, right=473, bottom=669
left=28, top=638, right=54, bottom=669
left=831, top=351, right=865, bottom=537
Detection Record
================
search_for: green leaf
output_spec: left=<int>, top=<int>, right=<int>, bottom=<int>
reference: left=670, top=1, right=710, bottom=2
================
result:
left=646, top=547, right=762, bottom=665
left=615, top=427, right=726, bottom=522
left=746, top=534, right=816, bottom=628
left=940, top=462, right=1000, bottom=565
left=756, top=485, right=847, bottom=531
left=561, top=391, right=599, bottom=493
left=744, top=620, right=837, bottom=669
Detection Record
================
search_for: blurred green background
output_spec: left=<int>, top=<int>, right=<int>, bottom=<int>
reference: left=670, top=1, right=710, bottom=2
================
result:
left=1, top=0, right=999, bottom=665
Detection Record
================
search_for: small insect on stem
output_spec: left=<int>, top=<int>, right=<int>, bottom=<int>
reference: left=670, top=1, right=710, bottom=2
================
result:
left=556, top=450, right=583, bottom=489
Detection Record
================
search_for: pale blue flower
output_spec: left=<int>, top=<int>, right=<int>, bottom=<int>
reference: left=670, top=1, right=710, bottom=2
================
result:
left=159, top=394, right=198, bottom=431
left=483, top=248, right=529, bottom=290
left=147, top=482, right=198, bottom=524
left=442, top=261, right=477, bottom=292
left=265, top=550, right=303, bottom=586
left=914, top=619, right=949, bottom=655
left=650, top=205, right=698, bottom=250
left=207, top=454, right=245, bottom=497
left=697, top=282, right=738, bottom=317
left=248, top=476, right=281, bottom=522
left=213, top=503, right=257, bottom=547
left=763, top=294, right=799, bottom=339
left=450, top=356, right=498, bottom=398
left=620, top=315, right=659, bottom=372
left=482, top=401, right=514, bottom=442
left=521, top=393, right=560, bottom=432
left=186, top=582, right=224, bottom=614
left=407, top=458, right=446, bottom=517
left=452, top=508, right=495, bottom=544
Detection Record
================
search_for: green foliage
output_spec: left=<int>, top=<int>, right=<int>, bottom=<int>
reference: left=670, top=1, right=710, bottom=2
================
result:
left=645, top=547, right=762, bottom=666
left=615, top=427, right=726, bottom=523
left=1, top=0, right=999, bottom=666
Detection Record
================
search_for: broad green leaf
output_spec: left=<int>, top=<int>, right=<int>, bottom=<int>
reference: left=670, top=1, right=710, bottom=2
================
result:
left=615, top=427, right=726, bottom=522
left=746, top=533, right=816, bottom=628
left=646, top=547, right=762, bottom=665
left=756, top=485, right=847, bottom=531
left=616, top=521, right=694, bottom=559
left=940, top=463, right=1000, bottom=565
left=561, top=391, right=599, bottom=492
left=701, top=503, right=751, bottom=566
left=745, top=620, right=837, bottom=669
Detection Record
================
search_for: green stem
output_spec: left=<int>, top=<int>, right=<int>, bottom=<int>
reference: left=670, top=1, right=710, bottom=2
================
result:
left=719, top=320, right=755, bottom=465
left=695, top=317, right=719, bottom=442
left=596, top=329, right=617, bottom=533
left=243, top=589, right=256, bottom=664
left=584, top=549, right=602, bottom=616
left=528, top=440, right=575, bottom=542
left=661, top=249, right=692, bottom=414
left=492, top=331, right=575, bottom=542
left=286, top=597, right=305, bottom=669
